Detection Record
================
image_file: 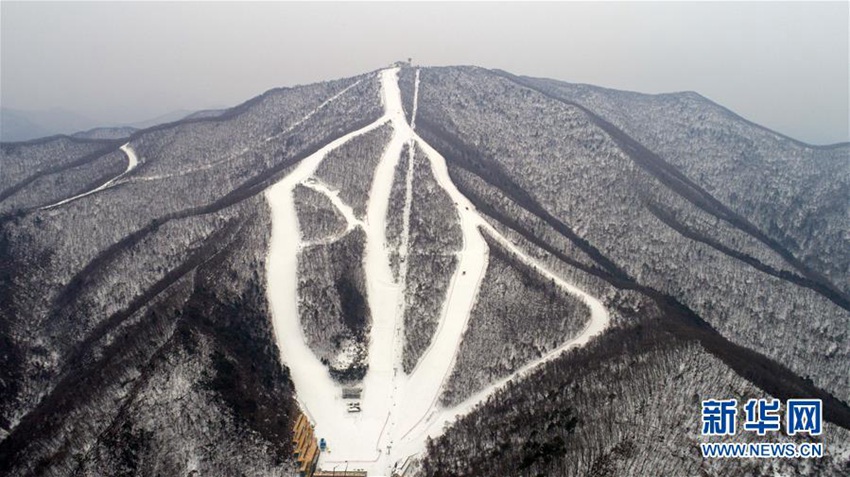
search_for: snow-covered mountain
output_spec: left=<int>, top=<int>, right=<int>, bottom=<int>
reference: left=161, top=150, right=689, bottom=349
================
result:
left=1, top=66, right=848, bottom=476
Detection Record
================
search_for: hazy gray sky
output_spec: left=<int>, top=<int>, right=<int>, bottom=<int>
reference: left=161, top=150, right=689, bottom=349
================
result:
left=2, top=1, right=848, bottom=144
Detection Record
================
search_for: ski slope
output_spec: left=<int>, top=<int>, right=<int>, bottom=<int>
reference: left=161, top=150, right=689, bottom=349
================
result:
left=41, top=143, right=139, bottom=210
left=300, top=178, right=364, bottom=247
left=133, top=80, right=363, bottom=183
left=265, top=67, right=610, bottom=476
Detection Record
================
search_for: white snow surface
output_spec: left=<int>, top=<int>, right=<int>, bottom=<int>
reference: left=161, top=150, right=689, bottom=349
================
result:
left=265, top=68, right=610, bottom=475
left=41, top=143, right=139, bottom=210
left=300, top=178, right=364, bottom=247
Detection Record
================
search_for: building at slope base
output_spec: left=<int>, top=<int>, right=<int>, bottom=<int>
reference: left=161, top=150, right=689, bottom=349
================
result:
left=293, top=413, right=320, bottom=477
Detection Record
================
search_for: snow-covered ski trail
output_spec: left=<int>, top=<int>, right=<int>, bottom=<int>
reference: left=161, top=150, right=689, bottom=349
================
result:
left=265, top=67, right=610, bottom=476
left=41, top=143, right=139, bottom=210
left=267, top=79, right=363, bottom=143
left=410, top=69, right=420, bottom=129
left=267, top=116, right=397, bottom=467
left=394, top=69, right=418, bottom=366
left=298, top=178, right=365, bottom=247
left=133, top=80, right=362, bottom=183
left=360, top=69, right=409, bottom=467
left=385, top=101, right=611, bottom=467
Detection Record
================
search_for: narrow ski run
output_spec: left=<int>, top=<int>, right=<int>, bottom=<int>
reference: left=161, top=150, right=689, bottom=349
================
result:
left=41, top=143, right=139, bottom=210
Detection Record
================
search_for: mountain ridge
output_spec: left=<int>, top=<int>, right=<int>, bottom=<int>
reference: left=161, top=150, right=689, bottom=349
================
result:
left=511, top=71, right=850, bottom=150
left=1, top=65, right=847, bottom=476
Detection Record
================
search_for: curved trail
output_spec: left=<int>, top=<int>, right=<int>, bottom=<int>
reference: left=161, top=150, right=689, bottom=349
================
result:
left=299, top=179, right=365, bottom=247
left=131, top=80, right=363, bottom=183
left=266, top=114, right=389, bottom=401
left=265, top=67, right=610, bottom=475
left=41, top=143, right=139, bottom=210
left=386, top=103, right=610, bottom=469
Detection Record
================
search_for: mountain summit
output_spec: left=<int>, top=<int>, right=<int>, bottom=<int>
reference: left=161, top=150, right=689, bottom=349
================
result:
left=1, top=66, right=848, bottom=476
